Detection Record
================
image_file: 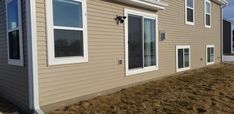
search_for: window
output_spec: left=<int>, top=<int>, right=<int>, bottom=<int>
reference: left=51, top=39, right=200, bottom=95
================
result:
left=206, top=45, right=215, bottom=65
left=204, top=0, right=211, bottom=28
left=6, top=0, right=24, bottom=66
left=176, top=45, right=190, bottom=72
left=47, top=0, right=88, bottom=65
left=185, top=0, right=194, bottom=25
left=125, top=9, right=158, bottom=76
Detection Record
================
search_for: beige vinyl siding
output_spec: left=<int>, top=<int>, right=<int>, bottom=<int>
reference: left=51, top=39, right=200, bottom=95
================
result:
left=36, top=0, right=221, bottom=108
left=0, top=0, right=29, bottom=110
left=157, top=0, right=221, bottom=69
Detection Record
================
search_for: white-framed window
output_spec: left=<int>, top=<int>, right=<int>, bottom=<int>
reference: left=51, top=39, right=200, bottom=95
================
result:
left=176, top=45, right=190, bottom=72
left=206, top=45, right=215, bottom=65
left=204, top=0, right=211, bottom=28
left=6, top=0, right=24, bottom=66
left=46, top=0, right=88, bottom=65
left=185, top=0, right=195, bottom=25
left=125, top=9, right=158, bottom=76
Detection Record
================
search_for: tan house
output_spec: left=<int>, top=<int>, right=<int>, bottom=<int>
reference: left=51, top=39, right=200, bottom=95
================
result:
left=0, top=0, right=228, bottom=113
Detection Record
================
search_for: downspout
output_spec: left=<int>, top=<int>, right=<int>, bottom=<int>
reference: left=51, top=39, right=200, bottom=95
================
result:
left=221, top=3, right=228, bottom=62
left=231, top=21, right=233, bottom=54
left=26, top=0, right=44, bottom=114
left=221, top=5, right=223, bottom=62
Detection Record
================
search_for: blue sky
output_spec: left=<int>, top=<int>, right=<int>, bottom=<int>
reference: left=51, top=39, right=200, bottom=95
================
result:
left=224, top=0, right=234, bottom=21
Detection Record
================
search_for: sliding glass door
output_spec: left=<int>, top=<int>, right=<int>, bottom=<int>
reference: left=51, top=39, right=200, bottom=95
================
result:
left=128, top=14, right=156, bottom=70
left=128, top=15, right=143, bottom=69
left=144, top=19, right=156, bottom=67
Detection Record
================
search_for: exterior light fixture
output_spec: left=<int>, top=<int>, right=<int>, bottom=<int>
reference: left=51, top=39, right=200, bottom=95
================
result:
left=115, top=15, right=127, bottom=24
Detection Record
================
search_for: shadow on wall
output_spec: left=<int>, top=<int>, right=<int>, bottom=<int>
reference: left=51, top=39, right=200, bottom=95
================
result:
left=0, top=97, right=19, bottom=114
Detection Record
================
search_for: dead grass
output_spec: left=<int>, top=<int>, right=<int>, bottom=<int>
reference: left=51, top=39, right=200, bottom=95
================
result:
left=51, top=63, right=234, bottom=114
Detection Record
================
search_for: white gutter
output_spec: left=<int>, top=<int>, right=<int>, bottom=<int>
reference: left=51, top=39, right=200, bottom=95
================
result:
left=212, top=0, right=228, bottom=5
left=25, top=0, right=44, bottom=114
left=221, top=5, right=224, bottom=62
left=219, top=0, right=228, bottom=4
left=221, top=2, right=228, bottom=62
left=223, top=18, right=234, bottom=23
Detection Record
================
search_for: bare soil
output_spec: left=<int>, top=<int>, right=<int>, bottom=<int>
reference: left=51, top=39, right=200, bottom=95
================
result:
left=1, top=64, right=234, bottom=114
left=51, top=63, right=234, bottom=114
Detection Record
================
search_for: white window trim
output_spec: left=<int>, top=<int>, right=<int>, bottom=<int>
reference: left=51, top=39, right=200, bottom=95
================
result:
left=124, top=8, right=159, bottom=76
left=6, top=0, right=24, bottom=66
left=46, top=0, right=88, bottom=65
left=185, top=0, right=195, bottom=25
left=204, top=0, right=211, bottom=28
left=176, top=45, right=191, bottom=72
left=206, top=45, right=215, bottom=65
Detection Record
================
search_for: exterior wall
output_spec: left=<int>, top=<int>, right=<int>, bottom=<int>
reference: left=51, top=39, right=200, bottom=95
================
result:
left=223, top=20, right=232, bottom=54
left=36, top=0, right=221, bottom=110
left=0, top=0, right=29, bottom=110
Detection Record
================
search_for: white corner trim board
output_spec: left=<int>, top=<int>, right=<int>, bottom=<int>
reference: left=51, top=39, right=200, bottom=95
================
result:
left=25, top=0, right=44, bottom=114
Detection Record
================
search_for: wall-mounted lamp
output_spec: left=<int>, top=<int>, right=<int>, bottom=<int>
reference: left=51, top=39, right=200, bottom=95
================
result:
left=115, top=15, right=127, bottom=24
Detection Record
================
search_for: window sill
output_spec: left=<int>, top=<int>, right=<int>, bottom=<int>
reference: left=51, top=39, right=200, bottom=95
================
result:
left=48, top=56, right=88, bottom=66
left=185, top=21, right=195, bottom=26
left=205, top=25, right=211, bottom=28
left=8, top=59, right=24, bottom=66
left=176, top=67, right=190, bottom=72
left=206, top=62, right=215, bottom=65
left=126, top=66, right=158, bottom=76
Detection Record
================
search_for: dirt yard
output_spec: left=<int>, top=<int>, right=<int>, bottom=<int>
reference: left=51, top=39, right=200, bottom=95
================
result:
left=51, top=63, right=234, bottom=114
left=1, top=64, right=234, bottom=114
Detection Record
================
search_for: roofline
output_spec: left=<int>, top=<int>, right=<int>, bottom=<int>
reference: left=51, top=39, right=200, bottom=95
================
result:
left=113, top=0, right=168, bottom=11
left=224, top=18, right=234, bottom=23
left=212, top=0, right=228, bottom=5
